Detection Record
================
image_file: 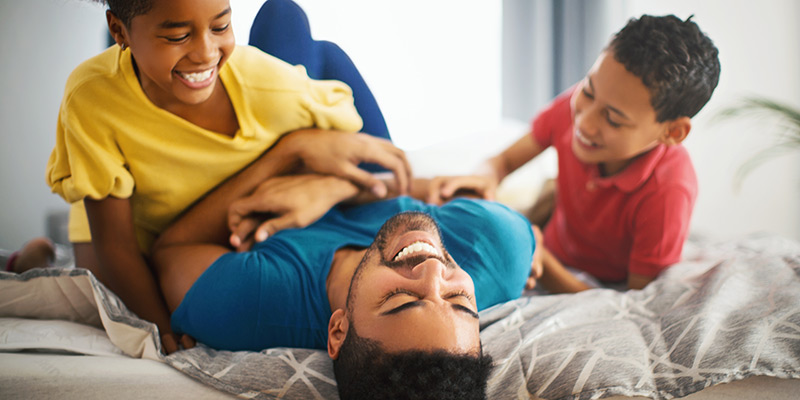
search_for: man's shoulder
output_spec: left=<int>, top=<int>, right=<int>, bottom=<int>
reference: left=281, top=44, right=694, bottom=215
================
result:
left=438, top=199, right=533, bottom=246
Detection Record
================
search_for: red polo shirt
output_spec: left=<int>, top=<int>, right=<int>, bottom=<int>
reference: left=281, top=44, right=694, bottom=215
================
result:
left=532, top=88, right=697, bottom=282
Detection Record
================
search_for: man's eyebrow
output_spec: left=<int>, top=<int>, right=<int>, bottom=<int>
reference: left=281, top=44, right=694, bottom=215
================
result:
left=380, top=301, right=479, bottom=319
left=159, top=8, right=231, bottom=29
left=587, top=77, right=632, bottom=121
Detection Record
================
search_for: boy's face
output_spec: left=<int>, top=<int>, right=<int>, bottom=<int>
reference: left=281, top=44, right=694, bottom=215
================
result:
left=571, top=51, right=671, bottom=175
left=114, top=0, right=236, bottom=110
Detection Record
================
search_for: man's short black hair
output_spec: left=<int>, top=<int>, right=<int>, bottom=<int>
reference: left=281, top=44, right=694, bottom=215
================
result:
left=608, top=14, right=721, bottom=122
left=333, top=325, right=494, bottom=400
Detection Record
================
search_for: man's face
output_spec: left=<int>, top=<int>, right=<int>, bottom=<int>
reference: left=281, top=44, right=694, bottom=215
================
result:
left=341, top=212, right=480, bottom=354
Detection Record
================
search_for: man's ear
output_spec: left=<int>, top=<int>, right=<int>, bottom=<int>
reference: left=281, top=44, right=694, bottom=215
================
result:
left=327, top=309, right=349, bottom=360
left=660, top=116, right=692, bottom=145
left=106, top=10, right=129, bottom=49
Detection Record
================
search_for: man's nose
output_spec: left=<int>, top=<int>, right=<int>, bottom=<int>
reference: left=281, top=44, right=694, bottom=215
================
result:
left=412, top=259, right=448, bottom=298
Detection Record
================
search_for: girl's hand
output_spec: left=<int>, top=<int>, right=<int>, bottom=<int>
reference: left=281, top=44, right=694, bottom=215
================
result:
left=425, top=174, right=499, bottom=206
left=275, top=129, right=412, bottom=197
left=227, top=175, right=359, bottom=251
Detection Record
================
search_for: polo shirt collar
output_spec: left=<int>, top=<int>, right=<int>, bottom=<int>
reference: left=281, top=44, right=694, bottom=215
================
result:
left=592, top=144, right=667, bottom=193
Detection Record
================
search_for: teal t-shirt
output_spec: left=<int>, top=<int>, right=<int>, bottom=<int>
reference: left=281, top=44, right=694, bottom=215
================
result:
left=172, top=197, right=534, bottom=351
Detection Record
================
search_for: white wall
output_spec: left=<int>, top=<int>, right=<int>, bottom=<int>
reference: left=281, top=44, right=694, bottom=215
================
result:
left=1, top=0, right=798, bottom=250
left=0, top=0, right=107, bottom=249
left=0, top=0, right=501, bottom=249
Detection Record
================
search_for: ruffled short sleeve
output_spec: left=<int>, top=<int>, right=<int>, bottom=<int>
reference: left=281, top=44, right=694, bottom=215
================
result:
left=301, top=70, right=363, bottom=133
left=46, top=93, right=135, bottom=203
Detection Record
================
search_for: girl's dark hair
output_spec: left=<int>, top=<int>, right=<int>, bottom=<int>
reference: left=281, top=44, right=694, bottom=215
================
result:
left=91, top=0, right=154, bottom=27
left=608, top=15, right=721, bottom=122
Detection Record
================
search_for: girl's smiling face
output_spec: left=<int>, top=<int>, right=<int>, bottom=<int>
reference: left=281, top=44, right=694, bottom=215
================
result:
left=109, top=0, right=235, bottom=110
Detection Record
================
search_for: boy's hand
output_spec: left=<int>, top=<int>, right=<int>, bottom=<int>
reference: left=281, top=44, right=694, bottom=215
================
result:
left=525, top=225, right=544, bottom=290
left=228, top=175, right=359, bottom=251
left=276, top=129, right=412, bottom=198
left=425, top=174, right=498, bottom=206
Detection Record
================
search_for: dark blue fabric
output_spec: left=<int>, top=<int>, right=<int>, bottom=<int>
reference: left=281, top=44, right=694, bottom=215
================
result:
left=249, top=0, right=390, bottom=172
left=171, top=197, right=535, bottom=352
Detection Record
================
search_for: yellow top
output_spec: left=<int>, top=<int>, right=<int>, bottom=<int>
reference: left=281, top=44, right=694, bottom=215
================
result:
left=46, top=45, right=362, bottom=253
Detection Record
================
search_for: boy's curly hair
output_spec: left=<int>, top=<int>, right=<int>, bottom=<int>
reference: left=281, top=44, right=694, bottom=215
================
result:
left=609, top=15, right=721, bottom=122
left=333, top=325, right=494, bottom=400
left=91, top=0, right=153, bottom=27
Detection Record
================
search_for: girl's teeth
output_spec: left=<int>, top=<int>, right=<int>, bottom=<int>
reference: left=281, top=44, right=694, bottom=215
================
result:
left=394, top=241, right=440, bottom=261
left=180, top=69, right=213, bottom=83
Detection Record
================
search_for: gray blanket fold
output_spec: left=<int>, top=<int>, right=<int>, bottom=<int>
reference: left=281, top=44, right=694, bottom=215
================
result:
left=1, top=234, right=798, bottom=399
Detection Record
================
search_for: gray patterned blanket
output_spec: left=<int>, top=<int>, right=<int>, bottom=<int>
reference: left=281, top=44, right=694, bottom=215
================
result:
left=1, top=234, right=799, bottom=399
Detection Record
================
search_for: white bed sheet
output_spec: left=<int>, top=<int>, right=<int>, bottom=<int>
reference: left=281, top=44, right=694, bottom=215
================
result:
left=0, top=352, right=234, bottom=400
left=2, top=229, right=799, bottom=400
left=1, top=351, right=797, bottom=400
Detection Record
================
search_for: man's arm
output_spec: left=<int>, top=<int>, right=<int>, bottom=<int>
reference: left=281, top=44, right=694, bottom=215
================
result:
left=152, top=130, right=403, bottom=308
left=151, top=142, right=299, bottom=310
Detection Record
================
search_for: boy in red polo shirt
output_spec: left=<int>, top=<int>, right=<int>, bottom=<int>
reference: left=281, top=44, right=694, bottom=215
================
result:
left=427, top=15, right=721, bottom=292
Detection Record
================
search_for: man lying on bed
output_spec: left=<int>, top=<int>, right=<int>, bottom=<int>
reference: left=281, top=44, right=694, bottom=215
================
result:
left=151, top=149, right=539, bottom=399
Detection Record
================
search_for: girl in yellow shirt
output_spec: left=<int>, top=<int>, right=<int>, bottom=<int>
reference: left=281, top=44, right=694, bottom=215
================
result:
left=41, top=0, right=411, bottom=354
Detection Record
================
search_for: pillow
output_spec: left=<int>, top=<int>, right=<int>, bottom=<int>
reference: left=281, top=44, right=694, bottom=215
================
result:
left=249, top=0, right=390, bottom=173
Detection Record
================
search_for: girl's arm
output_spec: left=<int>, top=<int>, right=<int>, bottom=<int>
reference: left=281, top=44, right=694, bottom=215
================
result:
left=153, top=175, right=359, bottom=310
left=84, top=197, right=189, bottom=354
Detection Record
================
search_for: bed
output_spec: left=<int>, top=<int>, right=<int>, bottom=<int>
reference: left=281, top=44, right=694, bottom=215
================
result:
left=2, top=123, right=800, bottom=400
left=3, top=119, right=800, bottom=400
left=1, top=228, right=799, bottom=400
left=3, top=0, right=799, bottom=396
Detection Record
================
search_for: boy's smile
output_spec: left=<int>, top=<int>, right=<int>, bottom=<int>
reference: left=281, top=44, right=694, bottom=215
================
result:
left=570, top=51, right=672, bottom=176
left=114, top=0, right=236, bottom=111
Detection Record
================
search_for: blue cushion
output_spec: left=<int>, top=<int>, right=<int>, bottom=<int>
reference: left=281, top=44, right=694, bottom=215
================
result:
left=249, top=0, right=391, bottom=172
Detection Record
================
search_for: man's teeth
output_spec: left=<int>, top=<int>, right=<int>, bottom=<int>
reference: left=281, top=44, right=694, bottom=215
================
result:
left=179, top=69, right=213, bottom=83
left=394, top=241, right=440, bottom=261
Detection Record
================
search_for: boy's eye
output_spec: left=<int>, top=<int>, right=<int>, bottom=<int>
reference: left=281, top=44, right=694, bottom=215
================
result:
left=212, top=23, right=230, bottom=33
left=581, top=88, right=594, bottom=100
left=606, top=116, right=622, bottom=128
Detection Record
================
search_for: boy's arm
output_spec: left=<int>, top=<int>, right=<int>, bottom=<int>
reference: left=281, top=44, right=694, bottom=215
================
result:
left=426, top=132, right=545, bottom=205
left=84, top=197, right=189, bottom=354
left=628, top=274, right=655, bottom=290
left=537, top=246, right=593, bottom=293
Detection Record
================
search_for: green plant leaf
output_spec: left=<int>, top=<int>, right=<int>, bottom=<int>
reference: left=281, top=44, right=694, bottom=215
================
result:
left=715, top=96, right=800, bottom=191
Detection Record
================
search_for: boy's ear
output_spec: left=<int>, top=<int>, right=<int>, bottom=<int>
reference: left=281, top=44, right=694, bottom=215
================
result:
left=106, top=10, right=129, bottom=49
left=660, top=117, right=692, bottom=145
left=327, top=309, right=349, bottom=360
